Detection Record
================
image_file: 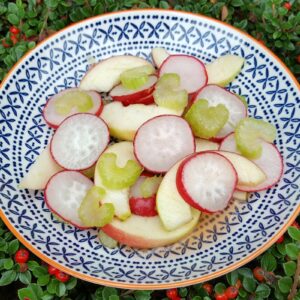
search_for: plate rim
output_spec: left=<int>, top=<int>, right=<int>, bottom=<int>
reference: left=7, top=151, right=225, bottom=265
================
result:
left=0, top=8, right=299, bottom=290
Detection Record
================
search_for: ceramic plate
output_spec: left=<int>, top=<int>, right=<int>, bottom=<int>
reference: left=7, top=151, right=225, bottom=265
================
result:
left=0, top=9, right=299, bottom=289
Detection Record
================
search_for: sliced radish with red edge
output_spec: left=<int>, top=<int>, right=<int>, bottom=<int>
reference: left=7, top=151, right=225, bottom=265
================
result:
left=219, top=133, right=283, bottom=191
left=110, top=75, right=157, bottom=105
left=176, top=151, right=237, bottom=213
left=43, top=88, right=103, bottom=129
left=44, top=170, right=93, bottom=228
left=159, top=55, right=207, bottom=94
left=193, top=85, right=247, bottom=141
left=134, top=115, right=195, bottom=173
left=51, top=113, right=109, bottom=170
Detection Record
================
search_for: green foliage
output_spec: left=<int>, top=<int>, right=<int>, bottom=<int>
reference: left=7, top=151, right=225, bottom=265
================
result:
left=0, top=1, right=299, bottom=299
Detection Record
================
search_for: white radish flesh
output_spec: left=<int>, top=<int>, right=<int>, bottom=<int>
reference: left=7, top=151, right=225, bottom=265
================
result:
left=219, top=133, right=283, bottom=191
left=51, top=113, right=109, bottom=170
left=176, top=152, right=237, bottom=213
left=43, top=88, right=102, bottom=129
left=152, top=48, right=170, bottom=68
left=159, top=55, right=207, bottom=94
left=194, top=85, right=246, bottom=140
left=134, top=115, right=195, bottom=173
left=44, top=171, right=93, bottom=228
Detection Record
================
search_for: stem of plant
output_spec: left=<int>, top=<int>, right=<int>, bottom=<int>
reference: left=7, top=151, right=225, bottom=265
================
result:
left=288, top=253, right=300, bottom=300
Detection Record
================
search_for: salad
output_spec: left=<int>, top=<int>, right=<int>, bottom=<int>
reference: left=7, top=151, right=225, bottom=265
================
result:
left=19, top=48, right=283, bottom=249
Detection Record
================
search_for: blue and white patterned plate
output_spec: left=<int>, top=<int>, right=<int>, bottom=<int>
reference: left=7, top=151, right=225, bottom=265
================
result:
left=0, top=9, right=299, bottom=289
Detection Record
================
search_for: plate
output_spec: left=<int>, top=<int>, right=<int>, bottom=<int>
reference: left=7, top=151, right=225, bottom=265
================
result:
left=0, top=9, right=299, bottom=289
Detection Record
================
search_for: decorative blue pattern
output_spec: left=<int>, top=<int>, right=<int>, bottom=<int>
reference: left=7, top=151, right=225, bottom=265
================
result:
left=0, top=10, right=299, bottom=287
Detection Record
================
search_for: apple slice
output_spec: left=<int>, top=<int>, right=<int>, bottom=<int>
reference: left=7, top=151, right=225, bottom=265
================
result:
left=19, top=144, right=63, bottom=190
left=101, top=102, right=183, bottom=141
left=156, top=159, right=198, bottom=231
left=206, top=55, right=245, bottom=87
left=80, top=55, right=153, bottom=92
left=195, top=138, right=219, bottom=152
left=216, top=151, right=266, bottom=188
left=101, top=210, right=200, bottom=249
left=94, top=142, right=139, bottom=220
left=219, top=133, right=283, bottom=191
left=233, top=190, right=248, bottom=202
left=109, top=76, right=157, bottom=105
left=151, top=47, right=169, bottom=68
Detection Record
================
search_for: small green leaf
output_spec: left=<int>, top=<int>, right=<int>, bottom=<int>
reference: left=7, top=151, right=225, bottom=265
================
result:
left=192, top=297, right=202, bottom=300
left=231, top=0, right=244, bottom=7
left=109, top=296, right=119, bottom=300
left=8, top=239, right=19, bottom=255
left=238, top=268, right=253, bottom=278
left=0, top=270, right=16, bottom=286
left=56, top=282, right=66, bottom=297
left=278, top=276, right=293, bottom=294
left=179, top=288, right=188, bottom=297
left=261, top=252, right=277, bottom=272
left=37, top=274, right=50, bottom=286
left=255, top=284, right=271, bottom=298
left=214, top=282, right=226, bottom=294
left=285, top=243, right=300, bottom=259
left=32, top=266, right=48, bottom=278
left=66, top=277, right=77, bottom=290
left=133, top=290, right=152, bottom=300
left=7, top=14, right=20, bottom=25
left=18, top=283, right=43, bottom=300
left=19, top=271, right=32, bottom=285
left=47, top=278, right=59, bottom=295
left=288, top=227, right=300, bottom=241
left=3, top=258, right=14, bottom=270
left=238, top=288, right=248, bottom=297
left=27, top=260, right=39, bottom=270
left=283, top=261, right=297, bottom=276
left=102, top=287, right=118, bottom=300
left=41, top=293, right=54, bottom=300
left=277, top=243, right=287, bottom=256
left=226, top=270, right=239, bottom=285
left=242, top=277, right=256, bottom=293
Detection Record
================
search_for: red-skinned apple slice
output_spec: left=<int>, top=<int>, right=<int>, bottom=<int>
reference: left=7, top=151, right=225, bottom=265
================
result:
left=134, top=115, right=195, bottom=173
left=219, top=133, right=283, bottom=191
left=110, top=76, right=157, bottom=104
left=152, top=48, right=169, bottom=68
left=44, top=170, right=93, bottom=229
left=176, top=152, right=237, bottom=213
left=43, top=88, right=103, bottom=129
left=159, top=55, right=207, bottom=94
left=129, top=175, right=157, bottom=217
left=50, top=113, right=109, bottom=171
left=193, top=85, right=247, bottom=141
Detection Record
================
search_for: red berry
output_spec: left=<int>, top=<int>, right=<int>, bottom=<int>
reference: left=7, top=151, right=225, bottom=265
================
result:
left=215, top=293, right=228, bottom=300
left=172, top=297, right=181, bottom=300
left=55, top=270, right=70, bottom=283
left=235, top=279, right=242, bottom=290
left=297, top=55, right=300, bottom=64
left=2, top=39, right=9, bottom=48
left=24, top=298, right=31, bottom=300
left=18, top=262, right=28, bottom=273
left=225, top=286, right=239, bottom=299
left=10, top=34, right=18, bottom=45
left=48, top=265, right=58, bottom=275
left=9, top=26, right=20, bottom=35
left=166, top=288, right=178, bottom=299
left=292, top=221, right=300, bottom=229
left=283, top=2, right=292, bottom=10
left=253, top=267, right=265, bottom=282
left=202, top=283, right=213, bottom=295
left=14, top=249, right=30, bottom=263
left=129, top=196, right=157, bottom=217
left=276, top=235, right=284, bottom=244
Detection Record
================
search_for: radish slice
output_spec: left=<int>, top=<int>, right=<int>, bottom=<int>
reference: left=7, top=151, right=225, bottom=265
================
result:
left=219, top=133, right=283, bottom=191
left=110, top=76, right=157, bottom=104
left=176, top=152, right=237, bottom=213
left=134, top=115, right=195, bottom=173
left=43, top=88, right=103, bottom=129
left=44, top=170, right=93, bottom=228
left=51, top=113, right=109, bottom=170
left=159, top=55, right=207, bottom=94
left=193, top=85, right=247, bottom=140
